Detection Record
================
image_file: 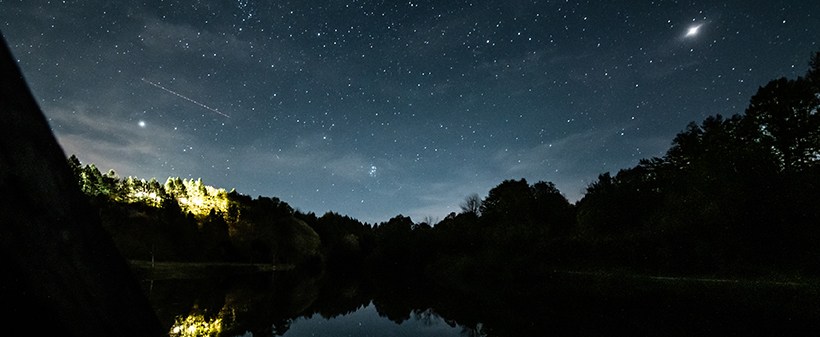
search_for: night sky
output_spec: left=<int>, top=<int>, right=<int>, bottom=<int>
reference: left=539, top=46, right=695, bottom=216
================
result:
left=1, top=1, right=817, bottom=224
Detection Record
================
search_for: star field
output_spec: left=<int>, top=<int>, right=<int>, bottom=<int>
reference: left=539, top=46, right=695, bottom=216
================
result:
left=1, top=0, right=817, bottom=223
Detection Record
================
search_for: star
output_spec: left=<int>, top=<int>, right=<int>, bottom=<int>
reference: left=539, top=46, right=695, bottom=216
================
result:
left=2, top=1, right=813, bottom=224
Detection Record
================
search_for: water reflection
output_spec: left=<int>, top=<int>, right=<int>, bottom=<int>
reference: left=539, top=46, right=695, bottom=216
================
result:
left=171, top=312, right=226, bottom=336
left=141, top=269, right=819, bottom=337
left=282, top=302, right=475, bottom=337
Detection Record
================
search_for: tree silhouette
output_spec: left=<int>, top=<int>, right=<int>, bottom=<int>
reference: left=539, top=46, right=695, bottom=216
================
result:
left=806, top=51, right=820, bottom=90
left=744, top=77, right=820, bottom=173
left=530, top=181, right=575, bottom=238
left=459, top=193, right=481, bottom=216
left=577, top=165, right=662, bottom=239
left=479, top=179, right=533, bottom=223
left=57, top=47, right=820, bottom=284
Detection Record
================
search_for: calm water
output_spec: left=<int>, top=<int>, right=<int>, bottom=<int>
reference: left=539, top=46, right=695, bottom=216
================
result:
left=278, top=302, right=471, bottom=337
left=142, top=270, right=819, bottom=337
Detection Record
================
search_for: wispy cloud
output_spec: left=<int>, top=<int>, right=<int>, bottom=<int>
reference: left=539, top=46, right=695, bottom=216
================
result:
left=484, top=126, right=672, bottom=201
left=138, top=17, right=253, bottom=60
left=43, top=100, right=198, bottom=178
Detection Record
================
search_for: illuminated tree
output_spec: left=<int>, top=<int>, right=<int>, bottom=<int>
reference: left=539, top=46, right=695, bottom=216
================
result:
left=165, top=177, right=188, bottom=200
left=79, top=163, right=100, bottom=196
left=147, top=178, right=167, bottom=200
left=67, top=154, right=83, bottom=183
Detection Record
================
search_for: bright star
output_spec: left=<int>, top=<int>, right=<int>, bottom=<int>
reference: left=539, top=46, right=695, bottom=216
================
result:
left=138, top=120, right=146, bottom=128
left=685, top=25, right=701, bottom=37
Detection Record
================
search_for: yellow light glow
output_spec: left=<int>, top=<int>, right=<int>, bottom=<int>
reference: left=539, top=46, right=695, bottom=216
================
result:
left=169, top=313, right=226, bottom=337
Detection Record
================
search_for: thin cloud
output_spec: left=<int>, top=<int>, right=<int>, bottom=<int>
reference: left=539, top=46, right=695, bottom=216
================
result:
left=44, top=101, right=197, bottom=179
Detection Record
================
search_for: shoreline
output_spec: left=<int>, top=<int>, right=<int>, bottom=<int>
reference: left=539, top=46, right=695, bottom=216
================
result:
left=128, top=260, right=295, bottom=280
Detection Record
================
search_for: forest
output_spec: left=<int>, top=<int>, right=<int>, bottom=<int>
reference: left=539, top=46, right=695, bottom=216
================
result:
left=70, top=51, right=820, bottom=286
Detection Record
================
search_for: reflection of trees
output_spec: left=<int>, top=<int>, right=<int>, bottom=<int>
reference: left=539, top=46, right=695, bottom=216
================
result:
left=148, top=271, right=309, bottom=336
left=149, top=266, right=484, bottom=335
left=79, top=49, right=820, bottom=337
left=414, top=308, right=441, bottom=326
left=460, top=323, right=485, bottom=337
left=149, top=268, right=380, bottom=337
left=142, top=258, right=816, bottom=337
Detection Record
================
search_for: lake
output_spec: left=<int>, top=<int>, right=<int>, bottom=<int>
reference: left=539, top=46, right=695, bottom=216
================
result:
left=139, top=268, right=819, bottom=336
left=276, top=302, right=473, bottom=337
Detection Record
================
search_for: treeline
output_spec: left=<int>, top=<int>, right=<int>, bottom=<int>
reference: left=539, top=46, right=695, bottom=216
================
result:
left=422, top=51, right=820, bottom=281
left=572, top=52, right=820, bottom=276
left=71, top=51, right=820, bottom=280
left=67, top=156, right=373, bottom=268
left=385, top=52, right=820, bottom=281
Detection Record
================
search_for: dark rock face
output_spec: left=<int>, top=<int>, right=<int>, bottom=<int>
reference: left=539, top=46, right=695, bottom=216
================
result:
left=0, top=33, right=163, bottom=336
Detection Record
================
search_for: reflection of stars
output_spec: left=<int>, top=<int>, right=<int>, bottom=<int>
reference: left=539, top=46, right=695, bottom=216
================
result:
left=685, top=25, right=701, bottom=37
left=138, top=120, right=146, bottom=128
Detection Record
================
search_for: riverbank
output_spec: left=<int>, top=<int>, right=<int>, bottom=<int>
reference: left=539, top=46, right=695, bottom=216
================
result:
left=128, top=260, right=295, bottom=280
left=550, top=269, right=819, bottom=287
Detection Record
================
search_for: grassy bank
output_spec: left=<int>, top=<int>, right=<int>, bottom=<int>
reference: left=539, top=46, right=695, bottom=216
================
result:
left=128, top=260, right=294, bottom=280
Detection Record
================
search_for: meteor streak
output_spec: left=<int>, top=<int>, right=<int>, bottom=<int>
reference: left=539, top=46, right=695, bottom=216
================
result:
left=141, top=78, right=230, bottom=118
